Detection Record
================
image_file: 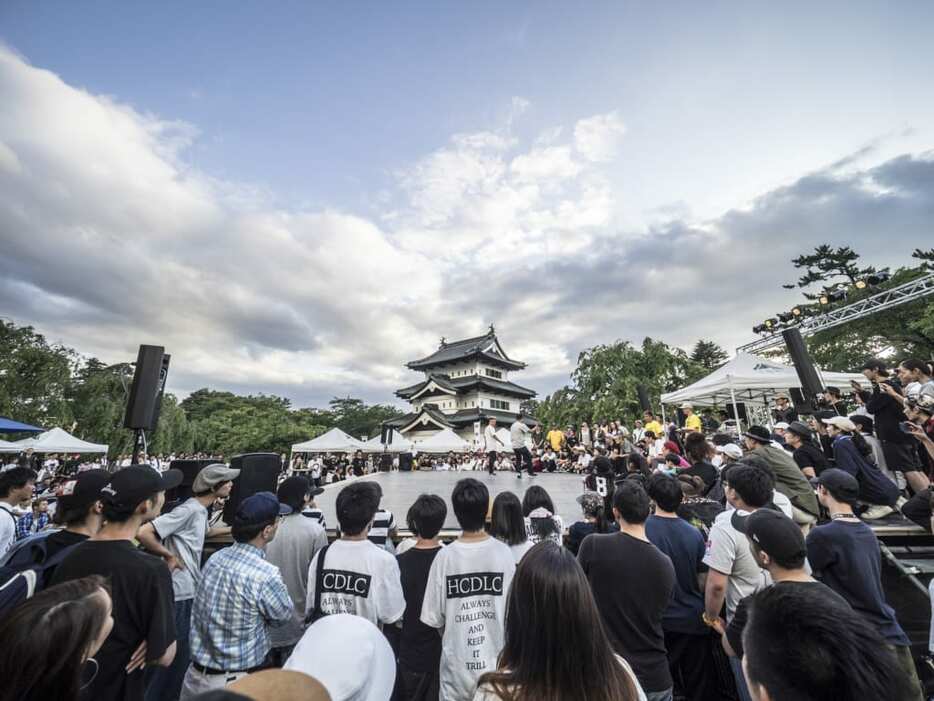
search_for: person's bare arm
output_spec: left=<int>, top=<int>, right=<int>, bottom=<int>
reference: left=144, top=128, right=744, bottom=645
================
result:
left=704, top=568, right=729, bottom=623
left=137, top=524, right=182, bottom=572
left=207, top=526, right=231, bottom=538
left=721, top=632, right=737, bottom=657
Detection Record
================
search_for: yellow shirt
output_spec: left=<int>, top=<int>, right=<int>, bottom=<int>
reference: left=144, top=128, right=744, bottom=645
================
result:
left=644, top=420, right=664, bottom=437
left=684, top=413, right=702, bottom=432
left=547, top=430, right=565, bottom=451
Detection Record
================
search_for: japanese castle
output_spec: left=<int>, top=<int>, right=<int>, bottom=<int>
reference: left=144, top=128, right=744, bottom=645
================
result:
left=387, top=326, right=538, bottom=443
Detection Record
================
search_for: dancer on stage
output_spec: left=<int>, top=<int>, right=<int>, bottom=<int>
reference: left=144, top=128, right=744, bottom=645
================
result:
left=510, top=415, right=535, bottom=479
left=484, top=418, right=506, bottom=476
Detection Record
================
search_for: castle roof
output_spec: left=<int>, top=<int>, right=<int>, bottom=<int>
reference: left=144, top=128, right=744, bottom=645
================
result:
left=406, top=329, right=525, bottom=371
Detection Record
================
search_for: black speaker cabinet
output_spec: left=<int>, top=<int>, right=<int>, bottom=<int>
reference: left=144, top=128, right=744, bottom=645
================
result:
left=124, top=345, right=166, bottom=430
left=636, top=385, right=652, bottom=412
left=399, top=452, right=413, bottom=472
left=222, top=452, right=282, bottom=524
left=782, top=328, right=824, bottom=404
left=165, top=458, right=215, bottom=504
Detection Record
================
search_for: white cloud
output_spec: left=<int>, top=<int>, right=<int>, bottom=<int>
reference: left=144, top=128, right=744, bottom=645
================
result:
left=573, top=111, right=627, bottom=162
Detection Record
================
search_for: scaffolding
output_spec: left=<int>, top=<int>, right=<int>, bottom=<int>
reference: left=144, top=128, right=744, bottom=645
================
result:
left=737, top=272, right=934, bottom=354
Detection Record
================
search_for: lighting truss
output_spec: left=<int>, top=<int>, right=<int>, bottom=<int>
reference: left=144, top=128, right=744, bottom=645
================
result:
left=737, top=272, right=934, bottom=354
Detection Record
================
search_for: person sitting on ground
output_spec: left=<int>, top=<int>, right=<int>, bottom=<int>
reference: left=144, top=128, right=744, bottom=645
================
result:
left=742, top=582, right=916, bottom=701
left=664, top=452, right=690, bottom=471
left=265, top=477, right=328, bottom=666
left=521, top=485, right=564, bottom=546
left=51, top=466, right=183, bottom=701
left=680, top=432, right=718, bottom=493
left=567, top=491, right=617, bottom=556
left=578, top=480, right=675, bottom=700
left=742, top=426, right=819, bottom=529
left=421, top=478, right=516, bottom=700
left=0, top=575, right=115, bottom=701
left=304, top=481, right=404, bottom=627
left=182, top=492, right=294, bottom=697
left=781, top=421, right=828, bottom=479
left=676, top=475, right=724, bottom=540
left=476, top=543, right=647, bottom=701
left=396, top=494, right=447, bottom=701
left=821, top=416, right=899, bottom=519
left=806, top=469, right=924, bottom=699
left=644, top=473, right=716, bottom=701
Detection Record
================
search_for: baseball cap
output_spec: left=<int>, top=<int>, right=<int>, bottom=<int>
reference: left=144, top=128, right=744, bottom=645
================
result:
left=731, top=508, right=806, bottom=563
left=285, top=613, right=395, bottom=701
left=817, top=468, right=859, bottom=505
left=57, top=469, right=111, bottom=511
left=774, top=393, right=789, bottom=400
left=577, top=491, right=603, bottom=515
left=680, top=402, right=694, bottom=410
left=235, top=491, right=292, bottom=525
left=774, top=422, right=790, bottom=431
left=822, top=416, right=857, bottom=432
left=100, top=466, right=183, bottom=510
left=849, top=415, right=874, bottom=433
left=716, top=443, right=743, bottom=460
left=785, top=421, right=813, bottom=439
left=192, top=463, right=241, bottom=493
left=743, top=425, right=772, bottom=444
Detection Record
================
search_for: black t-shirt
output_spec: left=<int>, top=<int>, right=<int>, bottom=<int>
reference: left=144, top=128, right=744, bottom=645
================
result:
left=51, top=540, right=176, bottom=701
left=396, top=546, right=443, bottom=673
left=577, top=532, right=675, bottom=693
left=44, top=529, right=89, bottom=559
left=567, top=520, right=619, bottom=555
left=726, top=581, right=850, bottom=658
left=681, top=461, right=717, bottom=492
left=792, top=442, right=828, bottom=475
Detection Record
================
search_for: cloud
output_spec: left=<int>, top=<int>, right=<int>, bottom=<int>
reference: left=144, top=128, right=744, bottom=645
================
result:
left=1, top=46, right=933, bottom=410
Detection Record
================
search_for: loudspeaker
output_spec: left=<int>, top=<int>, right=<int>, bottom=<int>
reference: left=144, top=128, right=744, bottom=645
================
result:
left=380, top=423, right=393, bottom=445
left=149, top=354, right=171, bottom=432
left=789, top=388, right=814, bottom=415
left=399, top=453, right=413, bottom=472
left=166, top=458, right=215, bottom=504
left=782, top=328, right=824, bottom=405
left=725, top=402, right=748, bottom=422
left=222, top=452, right=282, bottom=525
left=636, top=385, right=652, bottom=412
left=124, top=345, right=166, bottom=430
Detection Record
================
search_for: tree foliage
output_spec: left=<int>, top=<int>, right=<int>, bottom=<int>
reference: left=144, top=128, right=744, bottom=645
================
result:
left=690, top=340, right=729, bottom=370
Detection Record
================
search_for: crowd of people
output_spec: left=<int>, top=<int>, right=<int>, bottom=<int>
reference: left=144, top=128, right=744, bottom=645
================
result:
left=0, top=356, right=932, bottom=701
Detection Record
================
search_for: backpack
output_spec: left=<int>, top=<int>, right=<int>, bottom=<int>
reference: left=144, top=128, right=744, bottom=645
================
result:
left=0, top=530, right=77, bottom=616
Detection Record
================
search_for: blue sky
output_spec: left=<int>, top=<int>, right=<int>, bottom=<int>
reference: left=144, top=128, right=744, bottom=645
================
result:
left=1, top=1, right=933, bottom=407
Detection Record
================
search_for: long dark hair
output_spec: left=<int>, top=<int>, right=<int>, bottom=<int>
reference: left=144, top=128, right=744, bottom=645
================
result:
left=478, top=544, right=639, bottom=701
left=0, top=575, right=112, bottom=701
left=849, top=430, right=874, bottom=461
left=521, top=486, right=559, bottom=541
left=490, top=492, right=528, bottom=546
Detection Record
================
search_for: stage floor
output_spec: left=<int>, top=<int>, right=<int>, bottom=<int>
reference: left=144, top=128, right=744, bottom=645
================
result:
left=315, top=470, right=586, bottom=534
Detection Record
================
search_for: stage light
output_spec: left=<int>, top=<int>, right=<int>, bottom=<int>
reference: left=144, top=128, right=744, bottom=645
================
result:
left=777, top=311, right=795, bottom=323
left=763, top=318, right=778, bottom=329
left=819, top=289, right=846, bottom=305
left=791, top=306, right=803, bottom=316
left=855, top=280, right=867, bottom=289
left=866, top=272, right=891, bottom=286
left=752, top=323, right=768, bottom=334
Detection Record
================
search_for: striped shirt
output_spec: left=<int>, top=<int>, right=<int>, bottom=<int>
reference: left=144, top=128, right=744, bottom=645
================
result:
left=368, top=509, right=395, bottom=549
left=302, top=507, right=327, bottom=529
left=190, top=542, right=293, bottom=671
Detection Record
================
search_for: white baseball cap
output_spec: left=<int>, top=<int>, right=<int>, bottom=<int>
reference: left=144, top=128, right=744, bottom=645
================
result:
left=822, top=416, right=857, bottom=432
left=716, top=443, right=743, bottom=460
left=774, top=422, right=790, bottom=430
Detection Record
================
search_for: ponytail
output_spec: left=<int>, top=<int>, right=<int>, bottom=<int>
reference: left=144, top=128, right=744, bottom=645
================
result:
left=850, top=430, right=873, bottom=461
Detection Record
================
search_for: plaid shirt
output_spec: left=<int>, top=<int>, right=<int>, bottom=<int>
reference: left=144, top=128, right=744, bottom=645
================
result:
left=15, top=512, right=50, bottom=540
left=190, top=542, right=293, bottom=671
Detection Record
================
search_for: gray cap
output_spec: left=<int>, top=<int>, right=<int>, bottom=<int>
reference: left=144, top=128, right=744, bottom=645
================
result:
left=576, top=491, right=603, bottom=515
left=192, top=463, right=240, bottom=493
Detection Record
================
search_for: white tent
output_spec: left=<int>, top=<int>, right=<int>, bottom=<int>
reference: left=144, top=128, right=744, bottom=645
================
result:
left=292, top=427, right=366, bottom=454
left=660, top=352, right=869, bottom=431
left=15, top=427, right=108, bottom=454
left=0, top=439, right=21, bottom=454
left=415, top=428, right=470, bottom=454
left=361, top=430, right=413, bottom=453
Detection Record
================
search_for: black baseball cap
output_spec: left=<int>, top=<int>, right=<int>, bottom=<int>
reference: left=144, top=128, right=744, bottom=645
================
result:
left=732, top=509, right=806, bottom=563
left=58, top=469, right=111, bottom=510
left=235, top=491, right=291, bottom=525
left=816, top=468, right=859, bottom=505
left=100, top=466, right=183, bottom=510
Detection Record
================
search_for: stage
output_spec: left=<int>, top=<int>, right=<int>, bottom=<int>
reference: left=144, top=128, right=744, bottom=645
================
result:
left=315, top=469, right=587, bottom=534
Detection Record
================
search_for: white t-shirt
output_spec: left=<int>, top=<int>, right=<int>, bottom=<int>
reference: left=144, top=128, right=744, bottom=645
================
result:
left=305, top=539, right=405, bottom=625
left=421, top=537, right=517, bottom=701
left=509, top=422, right=530, bottom=450
left=508, top=540, right=534, bottom=563
left=771, top=490, right=793, bottom=519
left=524, top=510, right=564, bottom=546
left=702, top=509, right=771, bottom=621
left=484, top=426, right=502, bottom=454
left=0, top=502, right=16, bottom=557
left=150, top=497, right=209, bottom=601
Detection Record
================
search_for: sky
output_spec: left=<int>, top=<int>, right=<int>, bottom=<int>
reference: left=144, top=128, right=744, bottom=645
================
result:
left=1, top=1, right=933, bottom=409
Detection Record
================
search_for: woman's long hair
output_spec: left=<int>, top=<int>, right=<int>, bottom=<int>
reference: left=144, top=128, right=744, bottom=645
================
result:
left=478, top=544, right=640, bottom=701
left=848, top=430, right=874, bottom=461
left=490, top=492, right=529, bottom=546
left=521, top=485, right=560, bottom=541
left=0, top=575, right=112, bottom=701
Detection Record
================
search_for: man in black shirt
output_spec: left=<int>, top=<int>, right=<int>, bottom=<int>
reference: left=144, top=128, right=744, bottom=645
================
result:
left=783, top=421, right=828, bottom=478
left=578, top=480, right=676, bottom=700
left=773, top=393, right=797, bottom=425
left=396, top=494, right=447, bottom=701
left=52, top=465, right=183, bottom=701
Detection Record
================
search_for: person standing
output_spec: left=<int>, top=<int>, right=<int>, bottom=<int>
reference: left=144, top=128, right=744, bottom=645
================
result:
left=509, top=416, right=533, bottom=479
left=421, top=478, right=517, bottom=701
left=644, top=474, right=716, bottom=701
left=680, top=403, right=702, bottom=434
left=483, top=418, right=505, bottom=476
left=368, top=481, right=398, bottom=554
left=773, top=393, right=797, bottom=424
left=806, top=469, right=924, bottom=700
left=397, top=494, right=448, bottom=701
left=138, top=463, right=239, bottom=701
left=181, top=492, right=294, bottom=698
left=51, top=465, right=184, bottom=701
left=578, top=480, right=676, bottom=701
left=265, top=477, right=328, bottom=665
left=0, top=468, right=36, bottom=557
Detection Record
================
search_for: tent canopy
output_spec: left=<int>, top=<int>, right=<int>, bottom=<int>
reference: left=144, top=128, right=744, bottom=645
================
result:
left=16, top=427, right=108, bottom=454
left=414, top=428, right=470, bottom=454
left=361, top=430, right=412, bottom=453
left=660, top=352, right=869, bottom=408
left=0, top=416, right=43, bottom=434
left=0, top=439, right=22, bottom=454
left=292, top=427, right=365, bottom=454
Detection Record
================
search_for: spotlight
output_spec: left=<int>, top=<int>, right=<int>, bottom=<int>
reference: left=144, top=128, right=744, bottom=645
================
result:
left=777, top=311, right=795, bottom=323
left=763, top=318, right=778, bottom=329
left=752, top=323, right=768, bottom=334
left=791, top=306, right=803, bottom=316
left=866, top=272, right=891, bottom=286
left=819, top=289, right=846, bottom=305
left=854, top=280, right=867, bottom=290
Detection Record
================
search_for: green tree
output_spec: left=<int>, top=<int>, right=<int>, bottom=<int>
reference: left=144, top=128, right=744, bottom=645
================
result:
left=690, top=340, right=728, bottom=371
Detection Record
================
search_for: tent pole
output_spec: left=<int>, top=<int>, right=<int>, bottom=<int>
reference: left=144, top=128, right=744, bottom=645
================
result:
left=728, top=374, right=742, bottom=437
left=661, top=403, right=667, bottom=426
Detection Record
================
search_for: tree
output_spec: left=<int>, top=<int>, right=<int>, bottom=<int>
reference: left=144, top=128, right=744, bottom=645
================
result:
left=690, top=340, right=728, bottom=371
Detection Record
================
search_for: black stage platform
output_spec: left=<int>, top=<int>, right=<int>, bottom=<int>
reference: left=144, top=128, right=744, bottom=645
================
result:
left=315, top=470, right=586, bottom=534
